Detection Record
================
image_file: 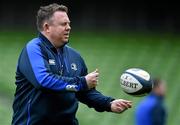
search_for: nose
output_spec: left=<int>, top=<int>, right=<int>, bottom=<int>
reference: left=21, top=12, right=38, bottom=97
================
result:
left=66, top=24, right=71, bottom=30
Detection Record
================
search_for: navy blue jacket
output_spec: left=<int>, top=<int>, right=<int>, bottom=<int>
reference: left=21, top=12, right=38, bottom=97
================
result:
left=12, top=33, right=114, bottom=125
left=135, top=93, right=167, bottom=125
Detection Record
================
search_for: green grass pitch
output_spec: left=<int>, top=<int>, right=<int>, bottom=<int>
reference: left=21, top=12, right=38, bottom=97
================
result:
left=0, top=30, right=180, bottom=125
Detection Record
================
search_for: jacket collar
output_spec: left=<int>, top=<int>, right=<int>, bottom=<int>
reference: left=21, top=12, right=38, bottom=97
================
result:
left=38, top=32, right=55, bottom=49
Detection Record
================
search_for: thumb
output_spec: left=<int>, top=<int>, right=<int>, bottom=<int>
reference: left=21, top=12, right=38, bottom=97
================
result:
left=94, top=68, right=99, bottom=73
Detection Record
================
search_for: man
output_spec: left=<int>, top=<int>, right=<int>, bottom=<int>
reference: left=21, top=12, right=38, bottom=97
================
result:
left=135, top=78, right=167, bottom=125
left=12, top=3, right=132, bottom=125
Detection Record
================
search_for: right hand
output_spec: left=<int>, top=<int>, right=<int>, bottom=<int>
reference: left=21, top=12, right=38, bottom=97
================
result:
left=85, top=69, right=99, bottom=89
left=110, top=99, right=132, bottom=113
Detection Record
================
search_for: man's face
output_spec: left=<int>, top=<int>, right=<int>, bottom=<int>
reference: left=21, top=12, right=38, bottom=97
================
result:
left=159, top=82, right=166, bottom=97
left=155, top=81, right=166, bottom=97
left=48, top=11, right=71, bottom=47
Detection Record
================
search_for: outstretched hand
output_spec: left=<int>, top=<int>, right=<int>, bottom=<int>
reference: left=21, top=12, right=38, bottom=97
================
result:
left=110, top=99, right=132, bottom=113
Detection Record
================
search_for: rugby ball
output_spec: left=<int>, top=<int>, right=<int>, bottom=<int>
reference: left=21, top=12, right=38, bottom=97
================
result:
left=120, top=68, right=153, bottom=96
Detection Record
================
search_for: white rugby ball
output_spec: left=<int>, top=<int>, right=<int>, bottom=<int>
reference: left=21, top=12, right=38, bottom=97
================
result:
left=120, top=68, right=152, bottom=96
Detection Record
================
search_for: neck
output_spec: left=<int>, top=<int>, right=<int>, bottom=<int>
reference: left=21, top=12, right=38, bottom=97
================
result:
left=41, top=31, right=64, bottom=49
left=151, top=91, right=164, bottom=98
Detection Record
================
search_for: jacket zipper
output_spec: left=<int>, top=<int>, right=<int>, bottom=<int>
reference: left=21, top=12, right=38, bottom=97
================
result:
left=57, top=50, right=64, bottom=75
left=63, top=54, right=70, bottom=73
left=57, top=48, right=70, bottom=75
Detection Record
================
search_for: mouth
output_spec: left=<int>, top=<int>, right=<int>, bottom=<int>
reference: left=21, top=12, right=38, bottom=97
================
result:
left=64, top=33, right=69, bottom=38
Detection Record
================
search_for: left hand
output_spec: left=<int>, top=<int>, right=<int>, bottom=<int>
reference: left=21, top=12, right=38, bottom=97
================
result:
left=110, top=99, right=132, bottom=113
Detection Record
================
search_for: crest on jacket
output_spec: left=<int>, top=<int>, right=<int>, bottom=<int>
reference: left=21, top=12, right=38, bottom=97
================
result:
left=71, top=63, right=77, bottom=71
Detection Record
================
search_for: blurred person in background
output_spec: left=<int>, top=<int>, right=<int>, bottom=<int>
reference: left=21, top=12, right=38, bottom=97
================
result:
left=135, top=78, right=167, bottom=125
left=12, top=3, right=132, bottom=125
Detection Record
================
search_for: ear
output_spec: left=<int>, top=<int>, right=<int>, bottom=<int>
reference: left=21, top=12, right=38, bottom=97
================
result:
left=43, top=22, right=51, bottom=33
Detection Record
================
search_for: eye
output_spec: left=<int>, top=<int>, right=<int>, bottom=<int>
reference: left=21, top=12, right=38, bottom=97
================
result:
left=60, top=22, right=70, bottom=26
left=60, top=22, right=67, bottom=26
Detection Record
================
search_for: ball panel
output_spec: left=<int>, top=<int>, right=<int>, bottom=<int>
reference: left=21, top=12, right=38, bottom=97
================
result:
left=126, top=68, right=150, bottom=81
left=120, top=73, right=142, bottom=93
left=124, top=72, right=152, bottom=96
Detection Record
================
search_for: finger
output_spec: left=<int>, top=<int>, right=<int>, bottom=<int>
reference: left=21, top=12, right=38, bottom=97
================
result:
left=91, top=72, right=99, bottom=77
left=92, top=69, right=97, bottom=73
left=95, top=69, right=98, bottom=73
left=92, top=77, right=99, bottom=82
left=95, top=79, right=99, bottom=82
left=124, top=101, right=132, bottom=105
left=123, top=102, right=132, bottom=108
left=122, top=101, right=132, bottom=108
left=92, top=69, right=99, bottom=73
left=95, top=72, right=99, bottom=76
left=119, top=99, right=132, bottom=103
left=126, top=102, right=132, bottom=108
left=121, top=102, right=130, bottom=109
left=116, top=99, right=132, bottom=108
left=116, top=102, right=129, bottom=109
left=116, top=107, right=126, bottom=113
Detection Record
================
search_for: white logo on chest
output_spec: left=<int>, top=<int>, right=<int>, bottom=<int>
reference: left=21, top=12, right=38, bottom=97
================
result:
left=48, top=59, right=56, bottom=65
left=71, top=63, right=77, bottom=71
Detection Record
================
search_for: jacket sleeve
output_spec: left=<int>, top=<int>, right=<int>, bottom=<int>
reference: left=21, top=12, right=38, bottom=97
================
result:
left=18, top=40, right=88, bottom=92
left=76, top=58, right=114, bottom=112
left=76, top=89, right=114, bottom=112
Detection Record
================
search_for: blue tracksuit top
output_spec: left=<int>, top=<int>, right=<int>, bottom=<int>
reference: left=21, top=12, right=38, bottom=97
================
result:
left=135, top=93, right=167, bottom=125
left=12, top=33, right=114, bottom=125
